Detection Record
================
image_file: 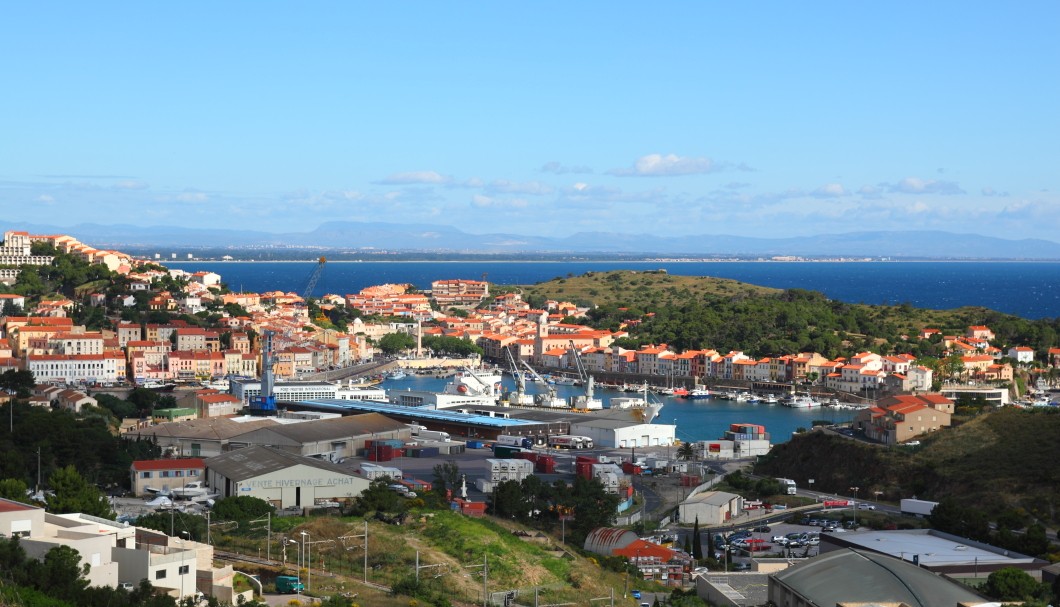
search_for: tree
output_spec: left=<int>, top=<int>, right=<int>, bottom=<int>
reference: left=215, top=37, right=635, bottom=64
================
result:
left=0, top=478, right=29, bottom=502
left=45, top=465, right=114, bottom=519
left=691, top=516, right=703, bottom=560
left=432, top=460, right=461, bottom=500
left=377, top=332, right=415, bottom=355
left=348, top=478, right=402, bottom=515
left=31, top=545, right=90, bottom=602
left=210, top=496, right=274, bottom=522
left=0, top=369, right=35, bottom=397
left=676, top=442, right=695, bottom=461
left=983, top=567, right=1043, bottom=602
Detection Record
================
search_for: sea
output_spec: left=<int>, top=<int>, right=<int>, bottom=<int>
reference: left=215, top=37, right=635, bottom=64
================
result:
left=168, top=259, right=1060, bottom=444
left=378, top=373, right=856, bottom=445
left=169, top=260, right=1060, bottom=320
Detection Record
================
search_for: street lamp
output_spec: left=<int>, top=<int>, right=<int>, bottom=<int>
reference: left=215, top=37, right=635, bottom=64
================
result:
left=849, top=486, right=860, bottom=527
left=299, top=530, right=309, bottom=595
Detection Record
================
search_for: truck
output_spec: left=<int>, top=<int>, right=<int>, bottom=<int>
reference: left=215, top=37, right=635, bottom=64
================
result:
left=547, top=435, right=582, bottom=449
left=495, top=434, right=534, bottom=449
left=416, top=430, right=451, bottom=442
left=776, top=478, right=797, bottom=495
left=276, top=575, right=304, bottom=594
left=900, top=498, right=938, bottom=517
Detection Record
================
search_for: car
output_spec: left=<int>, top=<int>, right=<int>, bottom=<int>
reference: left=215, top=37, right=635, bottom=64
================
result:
left=631, top=590, right=641, bottom=599
left=903, top=440, right=921, bottom=446
left=731, top=562, right=751, bottom=571
left=751, top=525, right=771, bottom=533
left=771, top=535, right=788, bottom=544
left=118, top=582, right=135, bottom=591
left=858, top=503, right=876, bottom=510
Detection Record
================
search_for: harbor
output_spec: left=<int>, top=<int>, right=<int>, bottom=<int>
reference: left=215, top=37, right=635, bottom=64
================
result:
left=374, top=371, right=859, bottom=445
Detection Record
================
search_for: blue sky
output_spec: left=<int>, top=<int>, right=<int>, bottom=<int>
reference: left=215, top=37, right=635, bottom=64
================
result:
left=2, top=3, right=1058, bottom=241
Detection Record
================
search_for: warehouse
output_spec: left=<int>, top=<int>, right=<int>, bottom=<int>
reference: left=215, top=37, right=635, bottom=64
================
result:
left=677, top=490, right=744, bottom=525
left=205, top=445, right=370, bottom=509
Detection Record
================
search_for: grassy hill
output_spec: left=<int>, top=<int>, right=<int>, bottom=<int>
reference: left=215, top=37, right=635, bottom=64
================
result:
left=510, top=270, right=1060, bottom=359
left=756, top=407, right=1060, bottom=525
left=518, top=269, right=779, bottom=309
left=226, top=510, right=648, bottom=607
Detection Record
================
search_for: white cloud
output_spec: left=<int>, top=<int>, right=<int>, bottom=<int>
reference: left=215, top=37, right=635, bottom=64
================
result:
left=573, top=182, right=588, bottom=191
left=471, top=194, right=527, bottom=209
left=609, top=153, right=716, bottom=177
left=812, top=183, right=847, bottom=198
left=175, top=191, right=208, bottom=203
left=36, top=194, right=55, bottom=203
left=486, top=180, right=553, bottom=196
left=540, top=161, right=592, bottom=174
left=887, top=177, right=964, bottom=195
left=374, top=171, right=452, bottom=185
left=113, top=180, right=149, bottom=190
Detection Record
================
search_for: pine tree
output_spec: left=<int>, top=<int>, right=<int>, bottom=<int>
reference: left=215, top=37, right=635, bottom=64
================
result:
left=692, top=516, right=703, bottom=560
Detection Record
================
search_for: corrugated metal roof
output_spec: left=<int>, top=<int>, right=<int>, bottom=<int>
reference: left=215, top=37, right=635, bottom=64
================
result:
left=772, top=548, right=986, bottom=606
left=249, top=413, right=409, bottom=443
left=298, top=399, right=539, bottom=427
left=135, top=417, right=278, bottom=440
left=206, top=445, right=357, bottom=481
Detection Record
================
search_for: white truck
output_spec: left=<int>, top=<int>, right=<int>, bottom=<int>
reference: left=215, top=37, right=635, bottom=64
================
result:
left=900, top=498, right=938, bottom=517
left=416, top=430, right=451, bottom=442
left=495, top=434, right=534, bottom=449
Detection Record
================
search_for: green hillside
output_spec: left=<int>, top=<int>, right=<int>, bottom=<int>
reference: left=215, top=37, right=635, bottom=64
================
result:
left=512, top=270, right=1060, bottom=359
left=756, top=407, right=1060, bottom=525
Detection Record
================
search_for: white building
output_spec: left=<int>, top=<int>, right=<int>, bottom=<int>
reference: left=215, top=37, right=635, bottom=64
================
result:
left=567, top=417, right=676, bottom=449
left=1007, top=346, right=1035, bottom=364
left=27, top=352, right=126, bottom=384
left=204, top=445, right=371, bottom=509
left=677, top=490, right=744, bottom=525
left=0, top=498, right=235, bottom=602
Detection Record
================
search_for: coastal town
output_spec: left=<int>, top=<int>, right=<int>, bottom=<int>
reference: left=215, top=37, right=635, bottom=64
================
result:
left=1, top=229, right=1058, bottom=607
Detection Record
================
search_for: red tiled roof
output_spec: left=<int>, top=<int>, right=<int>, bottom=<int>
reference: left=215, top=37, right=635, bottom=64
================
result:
left=131, top=458, right=205, bottom=471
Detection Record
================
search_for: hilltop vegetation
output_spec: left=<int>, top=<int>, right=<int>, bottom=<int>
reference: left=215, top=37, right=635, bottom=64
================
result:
left=756, top=407, right=1060, bottom=527
left=515, top=270, right=1060, bottom=358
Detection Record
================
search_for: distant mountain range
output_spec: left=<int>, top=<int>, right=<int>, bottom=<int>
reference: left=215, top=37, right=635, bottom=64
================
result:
left=8, top=220, right=1060, bottom=259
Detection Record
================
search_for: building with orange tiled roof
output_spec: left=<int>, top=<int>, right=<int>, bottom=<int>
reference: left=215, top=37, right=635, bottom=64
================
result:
left=855, top=393, right=954, bottom=444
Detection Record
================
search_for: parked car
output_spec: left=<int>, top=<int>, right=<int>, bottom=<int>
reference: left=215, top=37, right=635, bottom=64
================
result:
left=858, top=503, right=876, bottom=510
left=631, top=590, right=641, bottom=599
left=771, top=535, right=788, bottom=544
left=752, top=525, right=771, bottom=533
left=731, top=562, right=751, bottom=571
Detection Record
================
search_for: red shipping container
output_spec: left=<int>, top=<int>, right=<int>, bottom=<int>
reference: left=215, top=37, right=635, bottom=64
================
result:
left=575, top=455, right=598, bottom=464
left=536, top=458, right=555, bottom=473
left=576, top=462, right=594, bottom=480
left=517, top=451, right=539, bottom=463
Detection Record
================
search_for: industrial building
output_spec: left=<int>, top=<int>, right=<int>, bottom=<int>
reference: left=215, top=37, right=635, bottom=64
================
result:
left=230, top=378, right=386, bottom=405
left=295, top=399, right=569, bottom=441
left=819, top=528, right=1049, bottom=580
left=204, top=445, right=371, bottom=509
left=131, top=412, right=410, bottom=460
left=769, top=548, right=990, bottom=606
left=677, top=490, right=744, bottom=525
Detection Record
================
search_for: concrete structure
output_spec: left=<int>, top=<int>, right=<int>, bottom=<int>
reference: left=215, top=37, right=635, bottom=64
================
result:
left=0, top=498, right=232, bottom=602
left=677, top=490, right=744, bottom=525
left=205, top=445, right=371, bottom=509
left=855, top=393, right=954, bottom=444
left=568, top=416, right=676, bottom=449
left=819, top=528, right=1049, bottom=579
left=769, top=548, right=990, bottom=607
left=941, top=385, right=1011, bottom=407
left=130, top=459, right=206, bottom=497
left=133, top=413, right=410, bottom=460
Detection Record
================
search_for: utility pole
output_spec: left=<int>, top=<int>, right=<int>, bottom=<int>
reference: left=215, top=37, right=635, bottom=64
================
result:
left=250, top=513, right=272, bottom=562
left=464, top=555, right=489, bottom=607
left=338, top=520, right=368, bottom=582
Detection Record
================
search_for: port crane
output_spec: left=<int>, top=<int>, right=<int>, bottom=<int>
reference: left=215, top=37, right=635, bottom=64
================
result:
left=249, top=329, right=278, bottom=416
left=503, top=346, right=534, bottom=406
left=520, top=360, right=567, bottom=409
left=568, top=340, right=602, bottom=410
left=301, top=256, right=327, bottom=303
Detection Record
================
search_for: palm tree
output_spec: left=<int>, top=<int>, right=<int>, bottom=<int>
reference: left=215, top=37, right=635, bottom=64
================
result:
left=677, top=442, right=695, bottom=461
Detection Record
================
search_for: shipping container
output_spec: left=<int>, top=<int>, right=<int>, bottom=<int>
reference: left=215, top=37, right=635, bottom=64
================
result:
left=465, top=440, right=486, bottom=449
left=492, top=445, right=523, bottom=459
left=535, top=456, right=556, bottom=474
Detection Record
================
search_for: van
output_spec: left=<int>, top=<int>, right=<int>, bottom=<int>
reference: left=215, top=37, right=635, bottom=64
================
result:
left=276, top=575, right=304, bottom=593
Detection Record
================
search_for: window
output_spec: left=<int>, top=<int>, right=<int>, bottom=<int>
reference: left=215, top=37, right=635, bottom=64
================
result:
left=156, top=569, right=167, bottom=580
left=178, top=565, right=190, bottom=575
left=141, top=472, right=152, bottom=479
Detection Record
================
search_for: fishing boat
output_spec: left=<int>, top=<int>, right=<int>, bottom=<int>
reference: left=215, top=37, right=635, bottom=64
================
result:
left=386, top=370, right=408, bottom=380
left=687, top=388, right=710, bottom=399
left=781, top=393, right=821, bottom=408
left=671, top=387, right=690, bottom=397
